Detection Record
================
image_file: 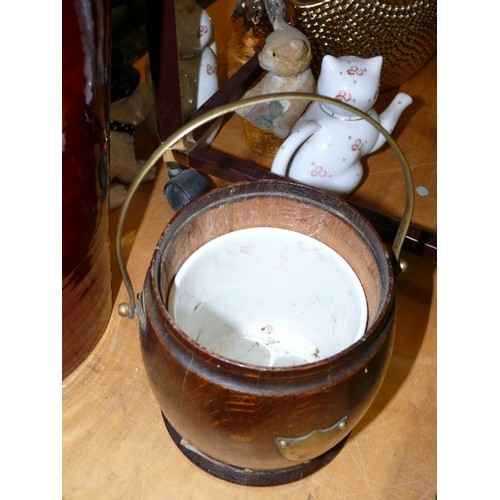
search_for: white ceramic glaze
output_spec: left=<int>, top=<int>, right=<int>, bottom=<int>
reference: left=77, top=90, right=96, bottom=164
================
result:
left=178, top=47, right=219, bottom=122
left=175, top=0, right=215, bottom=58
left=174, top=0, right=219, bottom=144
left=168, top=227, right=368, bottom=367
left=271, top=55, right=412, bottom=196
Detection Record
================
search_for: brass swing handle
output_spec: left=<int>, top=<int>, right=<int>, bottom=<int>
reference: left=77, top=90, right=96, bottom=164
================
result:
left=116, top=92, right=414, bottom=319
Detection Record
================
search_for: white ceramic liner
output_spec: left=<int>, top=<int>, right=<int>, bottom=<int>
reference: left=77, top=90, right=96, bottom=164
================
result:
left=168, top=227, right=368, bottom=367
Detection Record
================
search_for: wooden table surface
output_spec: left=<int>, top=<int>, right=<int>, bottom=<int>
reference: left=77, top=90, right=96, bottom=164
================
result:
left=62, top=51, right=437, bottom=499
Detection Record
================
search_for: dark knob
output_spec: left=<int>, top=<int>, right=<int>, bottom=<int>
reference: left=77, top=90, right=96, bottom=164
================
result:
left=164, top=161, right=215, bottom=211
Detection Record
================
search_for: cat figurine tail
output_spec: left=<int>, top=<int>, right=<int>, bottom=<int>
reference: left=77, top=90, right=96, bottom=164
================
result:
left=271, top=54, right=412, bottom=196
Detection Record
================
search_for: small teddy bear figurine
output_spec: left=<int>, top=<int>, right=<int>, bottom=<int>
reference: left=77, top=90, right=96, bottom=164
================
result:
left=235, top=16, right=315, bottom=154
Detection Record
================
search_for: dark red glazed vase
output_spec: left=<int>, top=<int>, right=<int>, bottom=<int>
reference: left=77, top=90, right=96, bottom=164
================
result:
left=62, top=0, right=112, bottom=379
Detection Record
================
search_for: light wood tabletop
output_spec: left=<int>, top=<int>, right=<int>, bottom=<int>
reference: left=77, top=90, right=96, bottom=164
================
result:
left=63, top=36, right=436, bottom=500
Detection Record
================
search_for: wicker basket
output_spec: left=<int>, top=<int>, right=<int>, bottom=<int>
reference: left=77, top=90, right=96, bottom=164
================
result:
left=290, top=0, right=437, bottom=90
left=240, top=117, right=285, bottom=156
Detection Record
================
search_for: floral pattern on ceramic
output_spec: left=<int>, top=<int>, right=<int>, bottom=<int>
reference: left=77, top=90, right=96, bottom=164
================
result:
left=179, top=47, right=218, bottom=122
left=175, top=0, right=214, bottom=58
left=175, top=0, right=220, bottom=143
left=271, top=54, right=412, bottom=196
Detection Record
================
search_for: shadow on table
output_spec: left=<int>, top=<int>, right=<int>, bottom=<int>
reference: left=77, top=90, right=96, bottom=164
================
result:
left=351, top=250, right=436, bottom=436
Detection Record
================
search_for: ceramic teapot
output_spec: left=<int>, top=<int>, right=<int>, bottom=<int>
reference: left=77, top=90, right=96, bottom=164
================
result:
left=271, top=55, right=412, bottom=196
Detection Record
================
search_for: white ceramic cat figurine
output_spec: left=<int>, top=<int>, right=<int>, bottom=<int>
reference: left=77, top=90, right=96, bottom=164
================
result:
left=175, top=0, right=220, bottom=145
left=176, top=0, right=218, bottom=120
left=271, top=54, right=413, bottom=196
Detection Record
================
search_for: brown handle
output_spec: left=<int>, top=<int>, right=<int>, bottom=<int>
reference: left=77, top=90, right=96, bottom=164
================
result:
left=116, top=92, right=414, bottom=319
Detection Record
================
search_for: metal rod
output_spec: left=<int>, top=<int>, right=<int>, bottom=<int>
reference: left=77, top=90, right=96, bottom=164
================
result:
left=116, top=92, right=414, bottom=319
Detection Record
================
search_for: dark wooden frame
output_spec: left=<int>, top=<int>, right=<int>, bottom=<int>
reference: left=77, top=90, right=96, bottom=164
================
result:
left=143, top=2, right=437, bottom=262
left=144, top=0, right=184, bottom=140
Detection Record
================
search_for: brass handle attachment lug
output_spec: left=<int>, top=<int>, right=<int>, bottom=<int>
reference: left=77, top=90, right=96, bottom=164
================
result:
left=399, top=259, right=409, bottom=273
left=118, top=302, right=134, bottom=318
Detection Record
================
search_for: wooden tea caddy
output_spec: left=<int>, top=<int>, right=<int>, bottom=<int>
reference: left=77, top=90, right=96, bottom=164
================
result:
left=115, top=93, right=415, bottom=486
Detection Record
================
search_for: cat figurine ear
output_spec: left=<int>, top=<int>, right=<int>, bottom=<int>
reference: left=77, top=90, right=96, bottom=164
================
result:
left=272, top=15, right=289, bottom=30
left=271, top=54, right=412, bottom=196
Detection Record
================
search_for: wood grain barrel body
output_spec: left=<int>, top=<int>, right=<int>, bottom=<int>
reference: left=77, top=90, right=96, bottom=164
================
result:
left=140, top=181, right=396, bottom=471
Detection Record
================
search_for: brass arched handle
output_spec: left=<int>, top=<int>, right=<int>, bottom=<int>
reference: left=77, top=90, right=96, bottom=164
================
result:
left=116, top=92, right=414, bottom=319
